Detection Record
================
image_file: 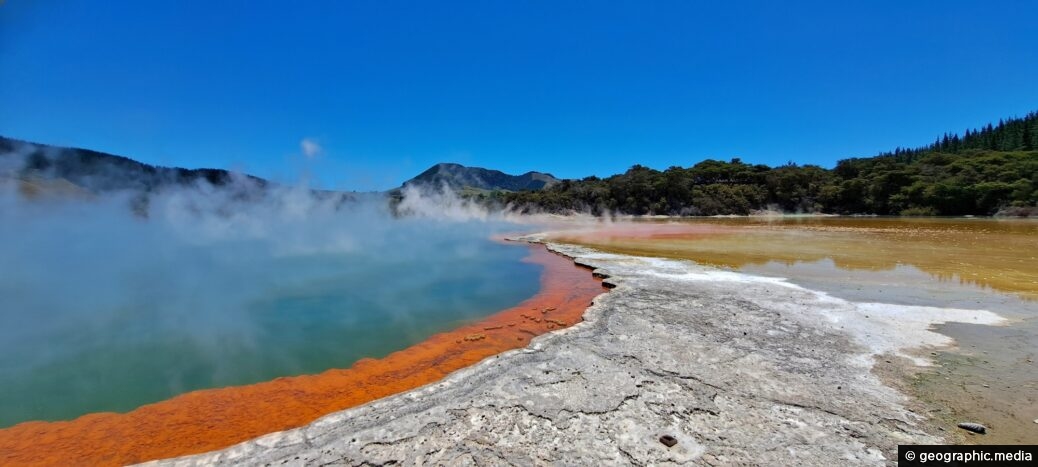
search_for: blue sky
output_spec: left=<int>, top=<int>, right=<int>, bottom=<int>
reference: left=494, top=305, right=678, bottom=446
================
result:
left=2, top=1, right=1037, bottom=191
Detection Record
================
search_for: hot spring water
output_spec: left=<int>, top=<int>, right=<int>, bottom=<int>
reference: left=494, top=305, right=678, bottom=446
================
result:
left=0, top=186, right=541, bottom=427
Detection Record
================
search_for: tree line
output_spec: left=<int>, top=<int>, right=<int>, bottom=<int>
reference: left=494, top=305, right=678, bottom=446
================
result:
left=488, top=111, right=1038, bottom=216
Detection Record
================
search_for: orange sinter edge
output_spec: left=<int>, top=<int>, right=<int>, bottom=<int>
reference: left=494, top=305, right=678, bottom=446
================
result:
left=0, top=243, right=607, bottom=466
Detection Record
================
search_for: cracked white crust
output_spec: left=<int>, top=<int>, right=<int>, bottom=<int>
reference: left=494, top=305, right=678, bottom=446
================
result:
left=141, top=241, right=1004, bottom=466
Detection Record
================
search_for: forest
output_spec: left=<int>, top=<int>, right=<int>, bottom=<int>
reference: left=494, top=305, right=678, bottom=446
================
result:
left=491, top=112, right=1038, bottom=216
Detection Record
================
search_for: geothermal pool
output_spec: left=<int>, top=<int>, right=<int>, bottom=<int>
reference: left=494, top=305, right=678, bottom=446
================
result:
left=0, top=189, right=543, bottom=428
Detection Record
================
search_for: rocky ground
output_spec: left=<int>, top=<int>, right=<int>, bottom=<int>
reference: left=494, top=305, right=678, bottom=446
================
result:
left=144, top=240, right=1005, bottom=466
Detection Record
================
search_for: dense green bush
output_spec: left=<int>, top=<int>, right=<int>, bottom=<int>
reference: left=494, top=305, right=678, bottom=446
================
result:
left=494, top=112, right=1038, bottom=216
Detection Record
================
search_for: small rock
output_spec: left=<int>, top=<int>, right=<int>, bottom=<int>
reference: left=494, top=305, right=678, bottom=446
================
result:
left=957, top=422, right=986, bottom=434
left=1033, top=419, right=1038, bottom=424
left=659, top=435, right=678, bottom=447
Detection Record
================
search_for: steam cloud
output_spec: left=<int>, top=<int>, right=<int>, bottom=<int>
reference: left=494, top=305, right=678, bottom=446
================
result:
left=0, top=145, right=543, bottom=426
left=300, top=138, right=322, bottom=159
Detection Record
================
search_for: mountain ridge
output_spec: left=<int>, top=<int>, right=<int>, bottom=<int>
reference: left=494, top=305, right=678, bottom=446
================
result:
left=0, top=136, right=266, bottom=194
left=401, top=162, right=559, bottom=192
left=1, top=137, right=561, bottom=197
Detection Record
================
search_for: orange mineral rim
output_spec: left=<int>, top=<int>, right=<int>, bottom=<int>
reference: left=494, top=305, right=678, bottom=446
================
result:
left=0, top=243, right=607, bottom=466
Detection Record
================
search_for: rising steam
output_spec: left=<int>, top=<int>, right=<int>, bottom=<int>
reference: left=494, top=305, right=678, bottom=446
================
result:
left=0, top=144, right=543, bottom=427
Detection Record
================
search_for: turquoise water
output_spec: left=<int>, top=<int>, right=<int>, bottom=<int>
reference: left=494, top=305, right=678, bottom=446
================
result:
left=0, top=189, right=541, bottom=427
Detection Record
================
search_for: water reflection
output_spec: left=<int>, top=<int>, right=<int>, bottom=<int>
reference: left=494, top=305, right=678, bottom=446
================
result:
left=550, top=217, right=1038, bottom=301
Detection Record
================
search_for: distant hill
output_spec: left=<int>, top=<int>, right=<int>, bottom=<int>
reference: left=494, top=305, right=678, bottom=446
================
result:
left=0, top=136, right=266, bottom=195
left=497, top=111, right=1038, bottom=216
left=402, top=163, right=559, bottom=192
left=0, top=139, right=559, bottom=200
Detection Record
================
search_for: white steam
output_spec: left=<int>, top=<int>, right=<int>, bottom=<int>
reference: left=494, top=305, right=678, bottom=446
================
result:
left=0, top=150, right=547, bottom=426
left=300, top=138, right=322, bottom=159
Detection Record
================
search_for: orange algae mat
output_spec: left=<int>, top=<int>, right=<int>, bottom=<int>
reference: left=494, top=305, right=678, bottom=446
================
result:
left=0, top=244, right=606, bottom=466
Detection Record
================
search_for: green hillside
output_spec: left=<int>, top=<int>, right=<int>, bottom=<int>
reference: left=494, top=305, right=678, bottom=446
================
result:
left=496, top=112, right=1038, bottom=216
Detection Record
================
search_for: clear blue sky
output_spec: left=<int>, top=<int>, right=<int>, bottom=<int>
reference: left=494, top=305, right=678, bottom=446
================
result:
left=2, top=1, right=1037, bottom=191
